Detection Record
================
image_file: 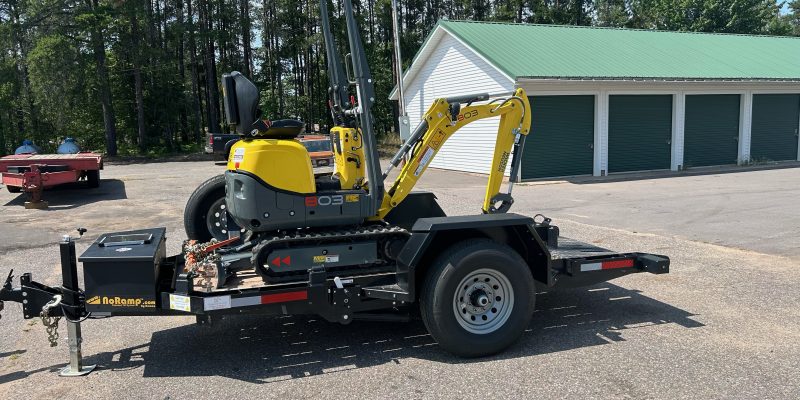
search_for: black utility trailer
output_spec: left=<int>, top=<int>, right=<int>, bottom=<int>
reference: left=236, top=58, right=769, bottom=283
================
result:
left=0, top=213, right=668, bottom=376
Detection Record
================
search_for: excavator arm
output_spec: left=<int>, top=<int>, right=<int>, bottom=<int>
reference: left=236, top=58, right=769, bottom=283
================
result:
left=376, top=89, right=532, bottom=219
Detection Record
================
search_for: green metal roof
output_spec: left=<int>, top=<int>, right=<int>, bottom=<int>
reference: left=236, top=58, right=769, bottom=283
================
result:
left=438, top=20, right=800, bottom=81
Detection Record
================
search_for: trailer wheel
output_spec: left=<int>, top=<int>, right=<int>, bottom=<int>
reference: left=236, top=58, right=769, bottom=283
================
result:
left=184, top=174, right=240, bottom=242
left=86, top=170, right=100, bottom=188
left=420, top=239, right=535, bottom=357
left=6, top=185, right=21, bottom=193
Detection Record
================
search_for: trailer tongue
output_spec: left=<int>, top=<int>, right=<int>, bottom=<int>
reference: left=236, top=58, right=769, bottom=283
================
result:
left=0, top=214, right=668, bottom=375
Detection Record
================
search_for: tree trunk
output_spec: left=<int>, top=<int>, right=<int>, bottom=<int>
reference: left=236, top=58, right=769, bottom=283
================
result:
left=186, top=0, right=204, bottom=141
left=177, top=0, right=190, bottom=143
left=200, top=0, right=220, bottom=133
left=240, top=0, right=252, bottom=76
left=87, top=0, right=118, bottom=155
left=9, top=3, right=39, bottom=141
left=131, top=6, right=147, bottom=152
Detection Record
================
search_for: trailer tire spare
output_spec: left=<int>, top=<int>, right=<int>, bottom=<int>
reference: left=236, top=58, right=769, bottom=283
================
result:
left=420, top=239, right=535, bottom=357
left=184, top=174, right=238, bottom=242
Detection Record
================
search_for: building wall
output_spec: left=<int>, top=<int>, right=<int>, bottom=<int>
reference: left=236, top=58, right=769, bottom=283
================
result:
left=516, top=80, right=800, bottom=177
left=403, top=32, right=515, bottom=174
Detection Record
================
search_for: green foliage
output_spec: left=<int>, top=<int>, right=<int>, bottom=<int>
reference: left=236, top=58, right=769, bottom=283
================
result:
left=0, top=0, right=797, bottom=157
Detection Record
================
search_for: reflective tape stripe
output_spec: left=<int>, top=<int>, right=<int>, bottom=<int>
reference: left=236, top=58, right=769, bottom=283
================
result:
left=231, top=296, right=260, bottom=308
left=261, top=291, right=308, bottom=304
left=581, top=262, right=602, bottom=271
left=226, top=290, right=309, bottom=310
left=602, top=259, right=634, bottom=269
left=581, top=259, right=634, bottom=272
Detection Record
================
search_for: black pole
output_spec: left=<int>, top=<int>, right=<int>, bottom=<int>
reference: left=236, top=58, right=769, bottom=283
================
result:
left=59, top=236, right=82, bottom=320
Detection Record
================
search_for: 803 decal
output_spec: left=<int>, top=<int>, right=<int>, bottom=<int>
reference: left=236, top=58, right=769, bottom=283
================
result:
left=305, top=195, right=344, bottom=207
left=456, top=109, right=478, bottom=122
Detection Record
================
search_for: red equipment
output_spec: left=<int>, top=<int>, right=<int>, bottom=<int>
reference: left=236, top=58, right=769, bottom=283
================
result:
left=0, top=152, right=103, bottom=208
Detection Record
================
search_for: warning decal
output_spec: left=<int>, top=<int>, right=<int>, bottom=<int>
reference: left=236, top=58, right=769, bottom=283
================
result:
left=414, top=146, right=435, bottom=177
left=169, top=294, right=191, bottom=312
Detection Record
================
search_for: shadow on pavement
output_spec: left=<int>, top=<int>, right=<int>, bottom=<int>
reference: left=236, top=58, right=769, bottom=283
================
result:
left=3, top=179, right=127, bottom=209
left=0, top=282, right=703, bottom=385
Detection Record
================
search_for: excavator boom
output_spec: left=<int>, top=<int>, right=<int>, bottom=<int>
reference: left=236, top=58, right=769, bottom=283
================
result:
left=376, top=90, right=532, bottom=219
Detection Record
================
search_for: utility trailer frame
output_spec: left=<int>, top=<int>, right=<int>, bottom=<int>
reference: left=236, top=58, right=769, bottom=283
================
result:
left=0, top=152, right=103, bottom=208
left=0, top=212, right=668, bottom=375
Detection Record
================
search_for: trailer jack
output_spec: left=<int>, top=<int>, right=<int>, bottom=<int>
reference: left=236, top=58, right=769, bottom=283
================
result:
left=0, top=235, right=96, bottom=376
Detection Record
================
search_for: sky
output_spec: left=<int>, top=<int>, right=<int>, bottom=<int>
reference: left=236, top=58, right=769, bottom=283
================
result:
left=780, top=1, right=791, bottom=14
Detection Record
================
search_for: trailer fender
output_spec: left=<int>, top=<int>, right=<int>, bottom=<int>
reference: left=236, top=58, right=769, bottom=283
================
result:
left=395, top=213, right=552, bottom=300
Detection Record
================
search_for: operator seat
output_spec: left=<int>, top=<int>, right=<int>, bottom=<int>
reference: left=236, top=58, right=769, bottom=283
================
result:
left=256, top=119, right=305, bottom=139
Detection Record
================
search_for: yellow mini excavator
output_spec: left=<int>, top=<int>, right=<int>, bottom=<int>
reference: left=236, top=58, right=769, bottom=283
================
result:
left=184, top=0, right=531, bottom=282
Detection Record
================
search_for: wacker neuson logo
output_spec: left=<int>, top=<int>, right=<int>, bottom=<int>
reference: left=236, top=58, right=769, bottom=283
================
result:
left=86, top=295, right=155, bottom=308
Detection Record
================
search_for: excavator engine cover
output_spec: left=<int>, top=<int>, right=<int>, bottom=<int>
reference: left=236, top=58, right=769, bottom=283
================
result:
left=225, top=138, right=372, bottom=232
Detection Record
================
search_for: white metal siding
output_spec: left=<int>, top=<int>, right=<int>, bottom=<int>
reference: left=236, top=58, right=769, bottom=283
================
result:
left=403, top=33, right=515, bottom=174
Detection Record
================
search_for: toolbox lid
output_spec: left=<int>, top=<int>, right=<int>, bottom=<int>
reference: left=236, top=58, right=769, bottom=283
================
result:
left=79, top=227, right=166, bottom=262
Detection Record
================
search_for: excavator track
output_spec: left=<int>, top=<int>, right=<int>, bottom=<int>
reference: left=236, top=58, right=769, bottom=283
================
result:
left=251, top=224, right=409, bottom=283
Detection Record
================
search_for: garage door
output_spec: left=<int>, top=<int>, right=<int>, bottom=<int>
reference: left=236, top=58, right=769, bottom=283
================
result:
left=608, top=95, right=673, bottom=173
left=684, top=94, right=740, bottom=167
left=751, top=94, right=800, bottom=162
left=522, top=95, right=594, bottom=179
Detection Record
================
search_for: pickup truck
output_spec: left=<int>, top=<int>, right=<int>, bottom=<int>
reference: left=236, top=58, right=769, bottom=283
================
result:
left=204, top=131, right=239, bottom=160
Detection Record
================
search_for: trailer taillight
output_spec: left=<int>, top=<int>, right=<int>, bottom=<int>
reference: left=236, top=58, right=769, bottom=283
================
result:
left=580, top=259, right=634, bottom=272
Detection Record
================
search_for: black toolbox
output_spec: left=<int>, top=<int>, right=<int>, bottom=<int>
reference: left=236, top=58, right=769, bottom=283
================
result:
left=79, top=227, right=166, bottom=313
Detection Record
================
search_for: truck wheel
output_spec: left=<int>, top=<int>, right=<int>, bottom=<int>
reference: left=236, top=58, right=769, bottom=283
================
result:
left=7, top=185, right=21, bottom=193
left=184, top=174, right=238, bottom=242
left=420, top=239, right=535, bottom=357
left=86, top=170, right=100, bottom=188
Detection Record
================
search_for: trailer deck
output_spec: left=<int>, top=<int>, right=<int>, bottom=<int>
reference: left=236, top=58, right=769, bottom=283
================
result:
left=0, top=152, right=103, bottom=208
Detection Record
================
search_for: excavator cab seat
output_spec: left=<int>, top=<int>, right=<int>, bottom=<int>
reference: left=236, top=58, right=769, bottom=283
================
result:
left=257, top=119, right=305, bottom=139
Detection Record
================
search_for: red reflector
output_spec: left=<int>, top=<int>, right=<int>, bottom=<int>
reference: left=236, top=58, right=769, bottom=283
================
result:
left=602, top=259, right=634, bottom=269
left=261, top=291, right=308, bottom=305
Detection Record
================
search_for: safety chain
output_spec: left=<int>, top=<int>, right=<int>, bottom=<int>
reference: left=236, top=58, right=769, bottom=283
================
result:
left=40, top=295, right=62, bottom=347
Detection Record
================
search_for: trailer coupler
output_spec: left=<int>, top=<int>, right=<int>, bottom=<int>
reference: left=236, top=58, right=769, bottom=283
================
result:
left=0, top=235, right=96, bottom=376
left=0, top=269, right=69, bottom=321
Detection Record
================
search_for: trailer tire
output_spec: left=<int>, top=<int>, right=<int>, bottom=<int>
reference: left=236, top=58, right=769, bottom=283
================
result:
left=184, top=174, right=235, bottom=242
left=86, top=170, right=100, bottom=188
left=420, top=239, right=535, bottom=357
left=6, top=185, right=21, bottom=193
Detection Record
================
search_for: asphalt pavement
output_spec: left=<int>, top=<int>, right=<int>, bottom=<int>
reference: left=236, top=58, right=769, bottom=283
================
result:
left=0, top=161, right=798, bottom=399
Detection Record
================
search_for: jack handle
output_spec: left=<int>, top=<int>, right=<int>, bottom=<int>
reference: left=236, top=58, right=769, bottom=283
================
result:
left=0, top=269, right=11, bottom=321
left=2, top=269, right=12, bottom=290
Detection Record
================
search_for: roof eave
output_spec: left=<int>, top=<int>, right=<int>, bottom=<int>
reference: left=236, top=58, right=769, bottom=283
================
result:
left=516, top=76, right=800, bottom=82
